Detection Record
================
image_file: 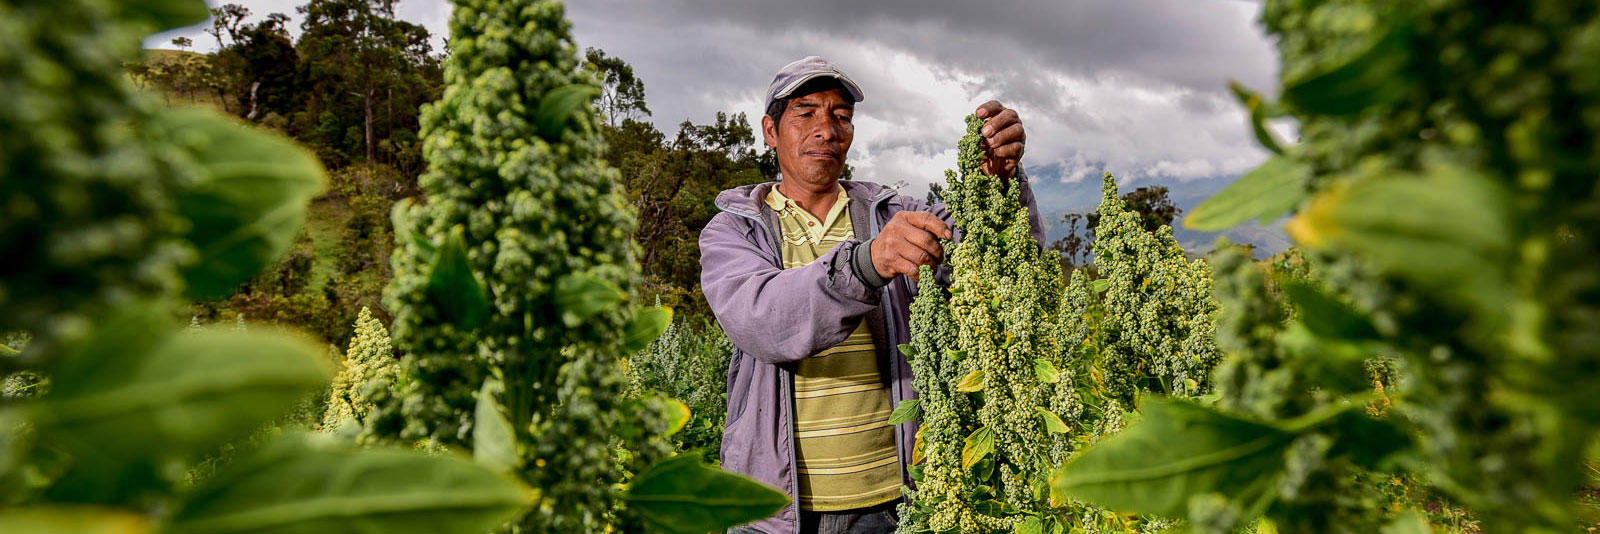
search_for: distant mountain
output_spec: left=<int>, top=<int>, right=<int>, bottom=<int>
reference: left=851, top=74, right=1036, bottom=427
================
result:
left=1022, top=163, right=1292, bottom=259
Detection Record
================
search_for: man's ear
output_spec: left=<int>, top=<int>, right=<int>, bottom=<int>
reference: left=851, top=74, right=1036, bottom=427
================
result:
left=761, top=115, right=778, bottom=149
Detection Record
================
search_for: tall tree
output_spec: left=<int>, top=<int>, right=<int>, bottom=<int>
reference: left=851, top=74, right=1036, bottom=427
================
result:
left=231, top=13, right=299, bottom=121
left=205, top=3, right=250, bottom=49
left=585, top=47, right=650, bottom=127
left=297, top=0, right=430, bottom=165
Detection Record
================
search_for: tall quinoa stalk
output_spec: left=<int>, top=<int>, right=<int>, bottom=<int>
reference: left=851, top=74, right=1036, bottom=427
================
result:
left=367, top=0, right=668, bottom=531
left=899, top=116, right=1083, bottom=533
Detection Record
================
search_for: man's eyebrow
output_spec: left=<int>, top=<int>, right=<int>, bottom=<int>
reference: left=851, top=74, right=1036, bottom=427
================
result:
left=790, top=101, right=822, bottom=111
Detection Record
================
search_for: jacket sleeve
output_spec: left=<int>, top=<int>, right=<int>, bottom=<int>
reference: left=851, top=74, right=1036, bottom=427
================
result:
left=700, top=213, right=882, bottom=364
left=1015, top=167, right=1048, bottom=248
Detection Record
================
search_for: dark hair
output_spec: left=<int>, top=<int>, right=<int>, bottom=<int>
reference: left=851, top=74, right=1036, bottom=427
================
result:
left=766, top=77, right=852, bottom=127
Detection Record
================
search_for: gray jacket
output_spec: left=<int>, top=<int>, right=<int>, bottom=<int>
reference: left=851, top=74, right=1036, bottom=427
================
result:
left=701, top=177, right=1045, bottom=534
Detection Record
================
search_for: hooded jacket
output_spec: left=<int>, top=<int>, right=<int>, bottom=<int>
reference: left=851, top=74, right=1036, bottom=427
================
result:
left=701, top=177, right=1045, bottom=534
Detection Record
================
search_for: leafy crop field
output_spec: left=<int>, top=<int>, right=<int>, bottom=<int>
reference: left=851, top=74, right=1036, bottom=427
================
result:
left=3, top=0, right=1598, bottom=533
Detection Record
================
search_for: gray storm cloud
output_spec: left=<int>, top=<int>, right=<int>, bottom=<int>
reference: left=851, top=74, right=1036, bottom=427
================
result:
left=150, top=0, right=1283, bottom=193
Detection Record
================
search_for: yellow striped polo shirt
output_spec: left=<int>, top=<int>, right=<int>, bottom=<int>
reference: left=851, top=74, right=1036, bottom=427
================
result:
left=765, top=185, right=901, bottom=512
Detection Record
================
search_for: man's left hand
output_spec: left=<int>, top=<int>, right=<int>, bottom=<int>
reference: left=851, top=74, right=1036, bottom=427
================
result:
left=975, top=101, right=1025, bottom=179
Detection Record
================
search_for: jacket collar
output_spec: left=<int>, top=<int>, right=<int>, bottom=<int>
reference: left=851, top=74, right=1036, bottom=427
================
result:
left=715, top=178, right=898, bottom=220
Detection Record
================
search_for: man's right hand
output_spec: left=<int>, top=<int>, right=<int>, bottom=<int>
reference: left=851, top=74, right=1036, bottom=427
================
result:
left=871, top=211, right=952, bottom=282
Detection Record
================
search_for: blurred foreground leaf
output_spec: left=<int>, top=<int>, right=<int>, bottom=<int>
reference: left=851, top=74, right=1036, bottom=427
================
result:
left=1185, top=155, right=1308, bottom=232
left=168, top=435, right=527, bottom=534
left=35, top=307, right=328, bottom=502
left=626, top=453, right=789, bottom=534
left=1052, top=398, right=1293, bottom=518
left=0, top=506, right=151, bottom=534
left=164, top=109, right=327, bottom=299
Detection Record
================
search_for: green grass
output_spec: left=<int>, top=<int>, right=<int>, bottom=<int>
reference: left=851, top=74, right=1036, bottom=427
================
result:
left=305, top=197, right=351, bottom=293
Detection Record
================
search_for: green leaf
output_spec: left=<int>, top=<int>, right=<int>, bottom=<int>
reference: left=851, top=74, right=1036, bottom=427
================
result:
left=473, top=378, right=518, bottom=475
left=391, top=199, right=436, bottom=263
left=1287, top=166, right=1513, bottom=319
left=1324, top=411, right=1414, bottom=472
left=123, top=0, right=210, bottom=34
left=1380, top=512, right=1433, bottom=534
left=534, top=85, right=601, bottom=141
left=897, top=343, right=919, bottom=360
left=1034, top=359, right=1061, bottom=384
left=1283, top=19, right=1414, bottom=116
left=1015, top=516, right=1044, bottom=534
left=1229, top=81, right=1288, bottom=155
left=163, top=109, right=327, bottom=299
left=425, top=227, right=490, bottom=331
left=889, top=399, right=922, bottom=425
left=1051, top=398, right=1296, bottom=518
left=955, top=369, right=985, bottom=392
left=623, top=307, right=673, bottom=353
left=555, top=273, right=626, bottom=328
left=1184, top=155, right=1308, bottom=232
left=972, top=499, right=1016, bottom=517
left=626, top=453, right=790, bottom=534
left=0, top=344, right=16, bottom=357
left=661, top=397, right=692, bottom=436
left=0, top=506, right=151, bottom=534
left=962, top=427, right=995, bottom=470
left=1091, top=279, right=1110, bottom=293
left=1036, top=408, right=1069, bottom=434
left=35, top=307, right=329, bottom=502
left=1276, top=325, right=1378, bottom=395
left=947, top=349, right=968, bottom=362
left=168, top=435, right=527, bottom=534
left=1281, top=280, right=1381, bottom=341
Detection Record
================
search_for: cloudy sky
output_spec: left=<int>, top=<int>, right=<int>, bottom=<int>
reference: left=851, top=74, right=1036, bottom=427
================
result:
left=149, top=0, right=1282, bottom=199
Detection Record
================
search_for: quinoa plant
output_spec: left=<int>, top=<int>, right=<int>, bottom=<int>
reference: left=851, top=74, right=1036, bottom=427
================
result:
left=1084, top=174, right=1219, bottom=404
left=322, top=306, right=398, bottom=434
left=1056, top=0, right=1600, bottom=532
left=0, top=0, right=527, bottom=531
left=364, top=1, right=786, bottom=532
left=898, top=116, right=1083, bottom=533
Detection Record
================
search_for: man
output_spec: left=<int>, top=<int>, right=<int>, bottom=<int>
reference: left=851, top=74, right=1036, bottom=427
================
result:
left=701, top=56, right=1046, bottom=534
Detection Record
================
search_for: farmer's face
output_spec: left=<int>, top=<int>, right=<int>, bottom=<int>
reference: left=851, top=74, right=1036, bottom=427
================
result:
left=762, top=88, right=854, bottom=190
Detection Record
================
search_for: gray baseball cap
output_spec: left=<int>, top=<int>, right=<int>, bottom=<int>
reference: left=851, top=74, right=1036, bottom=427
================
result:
left=764, top=56, right=865, bottom=110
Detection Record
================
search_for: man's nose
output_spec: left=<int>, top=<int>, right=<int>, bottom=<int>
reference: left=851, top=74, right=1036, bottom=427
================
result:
left=814, top=119, right=840, bottom=141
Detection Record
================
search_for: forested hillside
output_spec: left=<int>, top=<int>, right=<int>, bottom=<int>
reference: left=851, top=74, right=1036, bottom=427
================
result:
left=128, top=2, right=782, bottom=348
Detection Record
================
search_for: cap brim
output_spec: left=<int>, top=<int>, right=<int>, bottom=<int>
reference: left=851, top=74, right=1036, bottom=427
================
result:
left=774, top=72, right=864, bottom=103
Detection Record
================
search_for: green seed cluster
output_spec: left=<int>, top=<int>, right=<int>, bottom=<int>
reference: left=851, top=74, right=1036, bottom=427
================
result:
left=1086, top=173, right=1219, bottom=403
left=365, top=0, right=662, bottom=531
left=0, top=0, right=199, bottom=351
left=899, top=116, right=1082, bottom=533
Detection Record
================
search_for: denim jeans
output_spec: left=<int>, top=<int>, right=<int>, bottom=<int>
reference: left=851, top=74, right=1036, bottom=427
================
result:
left=728, top=502, right=898, bottom=534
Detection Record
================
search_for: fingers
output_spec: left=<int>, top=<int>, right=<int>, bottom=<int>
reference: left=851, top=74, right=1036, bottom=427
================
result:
left=988, top=139, right=1024, bottom=160
left=975, top=100, right=1005, bottom=119
left=986, top=121, right=1024, bottom=149
left=900, top=229, right=944, bottom=262
left=978, top=107, right=1024, bottom=179
left=897, top=211, right=953, bottom=239
left=980, top=109, right=1019, bottom=138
